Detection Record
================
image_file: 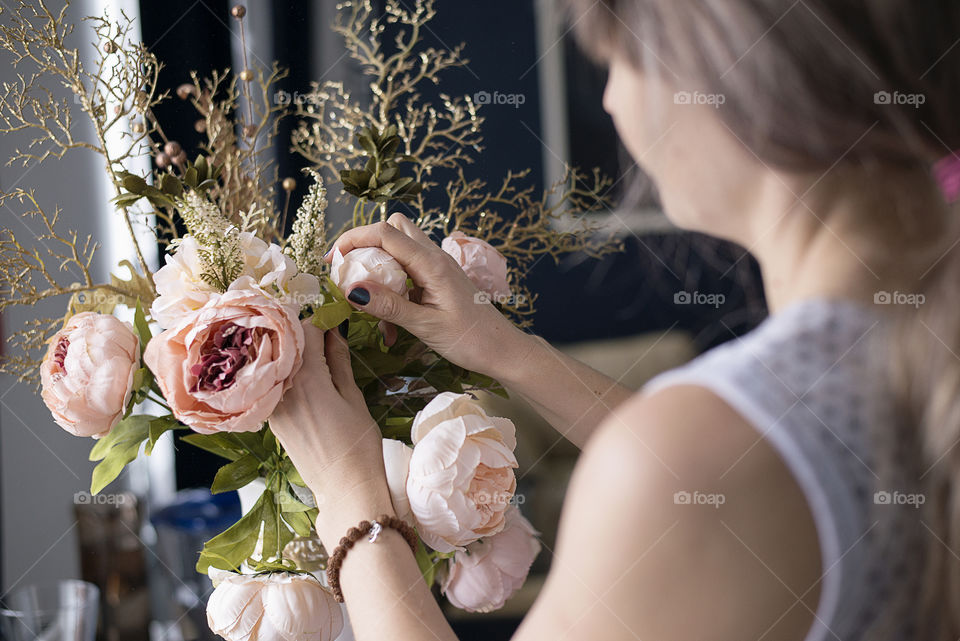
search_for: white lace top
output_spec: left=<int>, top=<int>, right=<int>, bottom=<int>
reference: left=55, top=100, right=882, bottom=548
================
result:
left=642, top=298, right=922, bottom=640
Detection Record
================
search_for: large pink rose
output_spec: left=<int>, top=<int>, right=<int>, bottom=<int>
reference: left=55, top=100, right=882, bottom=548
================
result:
left=144, top=288, right=304, bottom=434
left=406, top=392, right=518, bottom=553
left=439, top=507, right=540, bottom=613
left=40, top=312, right=140, bottom=438
left=441, top=232, right=511, bottom=300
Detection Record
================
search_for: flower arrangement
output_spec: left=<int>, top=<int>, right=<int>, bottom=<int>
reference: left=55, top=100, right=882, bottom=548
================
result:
left=0, top=1, right=619, bottom=638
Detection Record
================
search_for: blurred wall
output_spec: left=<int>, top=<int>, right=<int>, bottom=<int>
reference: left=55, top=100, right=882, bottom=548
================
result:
left=0, top=0, right=147, bottom=594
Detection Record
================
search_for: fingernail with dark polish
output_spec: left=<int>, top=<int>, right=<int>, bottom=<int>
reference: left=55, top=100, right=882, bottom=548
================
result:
left=338, top=319, right=349, bottom=339
left=348, top=287, right=370, bottom=305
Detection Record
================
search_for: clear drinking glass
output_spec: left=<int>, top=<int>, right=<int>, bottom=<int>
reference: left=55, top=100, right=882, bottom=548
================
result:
left=0, top=579, right=99, bottom=641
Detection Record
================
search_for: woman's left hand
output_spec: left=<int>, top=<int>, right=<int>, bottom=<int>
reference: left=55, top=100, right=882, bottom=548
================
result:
left=270, top=320, right=395, bottom=547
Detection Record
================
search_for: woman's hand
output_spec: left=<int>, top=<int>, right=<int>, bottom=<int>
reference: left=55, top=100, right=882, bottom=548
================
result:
left=270, top=321, right=394, bottom=547
left=328, top=213, right=532, bottom=379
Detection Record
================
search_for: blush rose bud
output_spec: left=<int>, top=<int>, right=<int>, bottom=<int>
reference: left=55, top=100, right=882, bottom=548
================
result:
left=406, top=392, right=519, bottom=553
left=206, top=570, right=343, bottom=641
left=40, top=312, right=140, bottom=438
left=330, top=246, right=408, bottom=300
left=439, top=507, right=541, bottom=613
left=441, top=231, right=511, bottom=301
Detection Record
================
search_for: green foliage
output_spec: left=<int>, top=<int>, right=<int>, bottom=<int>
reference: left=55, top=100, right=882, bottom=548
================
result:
left=340, top=125, right=423, bottom=203
left=88, top=414, right=181, bottom=493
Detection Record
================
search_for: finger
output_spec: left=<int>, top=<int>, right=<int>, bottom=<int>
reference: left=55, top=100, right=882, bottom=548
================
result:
left=324, top=330, right=360, bottom=400
left=330, top=221, right=439, bottom=282
left=345, top=280, right=428, bottom=325
left=297, top=320, right=332, bottom=385
left=387, top=211, right=436, bottom=249
left=378, top=320, right=398, bottom=347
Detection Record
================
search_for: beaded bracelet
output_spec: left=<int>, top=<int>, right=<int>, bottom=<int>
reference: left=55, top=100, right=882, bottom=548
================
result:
left=326, top=514, right=419, bottom=602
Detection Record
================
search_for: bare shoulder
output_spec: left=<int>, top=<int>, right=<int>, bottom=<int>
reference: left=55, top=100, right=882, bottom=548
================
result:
left=516, top=385, right=822, bottom=641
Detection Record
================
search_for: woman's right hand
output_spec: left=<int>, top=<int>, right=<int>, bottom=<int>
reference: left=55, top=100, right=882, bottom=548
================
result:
left=327, top=212, right=531, bottom=379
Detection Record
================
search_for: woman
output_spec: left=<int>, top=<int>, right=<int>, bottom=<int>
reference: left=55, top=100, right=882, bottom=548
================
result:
left=271, top=1, right=960, bottom=639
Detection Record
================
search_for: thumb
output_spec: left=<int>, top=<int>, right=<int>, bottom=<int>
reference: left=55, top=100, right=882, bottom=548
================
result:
left=345, top=281, right=425, bottom=325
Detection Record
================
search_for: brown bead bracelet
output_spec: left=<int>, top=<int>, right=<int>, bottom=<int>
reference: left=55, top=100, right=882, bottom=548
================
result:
left=325, top=514, right=419, bottom=602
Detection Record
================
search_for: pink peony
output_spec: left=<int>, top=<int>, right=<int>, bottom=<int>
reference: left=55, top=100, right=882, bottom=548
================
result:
left=441, top=232, right=511, bottom=300
left=206, top=569, right=343, bottom=641
left=439, top=507, right=540, bottom=613
left=330, top=246, right=408, bottom=297
left=406, top=393, right=518, bottom=553
left=40, top=312, right=140, bottom=438
left=143, top=288, right=304, bottom=434
left=151, top=232, right=321, bottom=329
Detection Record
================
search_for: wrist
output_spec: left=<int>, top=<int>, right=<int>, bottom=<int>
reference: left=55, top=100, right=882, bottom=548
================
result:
left=311, top=480, right=396, bottom=549
left=486, top=327, right=542, bottom=387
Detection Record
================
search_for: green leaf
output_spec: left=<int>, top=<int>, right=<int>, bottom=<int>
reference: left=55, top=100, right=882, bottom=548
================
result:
left=181, top=433, right=244, bottom=461
left=111, top=192, right=143, bottom=208
left=281, top=457, right=305, bottom=486
left=415, top=539, right=439, bottom=588
left=197, top=490, right=269, bottom=574
left=89, top=414, right=151, bottom=461
left=122, top=174, right=148, bottom=194
left=282, top=509, right=313, bottom=537
left=310, top=300, right=352, bottom=330
left=262, top=428, right=277, bottom=454
left=158, top=173, right=183, bottom=197
left=277, top=494, right=312, bottom=513
left=145, top=415, right=180, bottom=455
left=133, top=299, right=152, bottom=356
left=194, top=155, right=208, bottom=180
left=184, top=167, right=199, bottom=188
left=89, top=414, right=154, bottom=493
left=259, top=490, right=294, bottom=563
left=211, top=454, right=261, bottom=494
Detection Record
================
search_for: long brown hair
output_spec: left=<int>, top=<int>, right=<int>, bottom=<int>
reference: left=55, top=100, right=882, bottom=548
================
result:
left=564, top=0, right=960, bottom=638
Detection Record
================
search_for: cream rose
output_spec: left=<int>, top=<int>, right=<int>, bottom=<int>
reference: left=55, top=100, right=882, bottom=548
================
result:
left=382, top=438, right=414, bottom=525
left=439, top=507, right=540, bottom=613
left=144, top=288, right=304, bottom=434
left=40, top=312, right=140, bottom=438
left=406, top=392, right=518, bottom=553
left=330, top=247, right=408, bottom=297
left=206, top=570, right=343, bottom=641
left=441, top=231, right=511, bottom=300
left=151, top=232, right=320, bottom=328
